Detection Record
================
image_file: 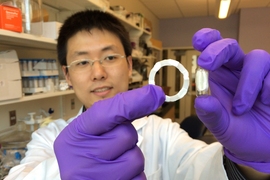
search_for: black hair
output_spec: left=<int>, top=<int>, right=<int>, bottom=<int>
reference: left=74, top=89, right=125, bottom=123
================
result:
left=57, top=10, right=132, bottom=66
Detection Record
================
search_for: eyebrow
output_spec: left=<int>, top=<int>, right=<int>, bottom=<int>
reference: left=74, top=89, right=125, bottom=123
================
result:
left=101, top=45, right=116, bottom=52
left=73, top=45, right=117, bottom=57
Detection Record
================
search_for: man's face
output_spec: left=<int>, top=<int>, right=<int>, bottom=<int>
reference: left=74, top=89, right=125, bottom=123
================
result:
left=63, top=29, right=132, bottom=109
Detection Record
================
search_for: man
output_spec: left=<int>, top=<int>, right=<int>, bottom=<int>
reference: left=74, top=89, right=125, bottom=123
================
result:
left=5, top=10, right=270, bottom=179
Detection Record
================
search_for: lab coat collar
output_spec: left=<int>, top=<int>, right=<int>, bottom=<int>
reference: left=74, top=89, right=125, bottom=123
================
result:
left=132, top=116, right=148, bottom=131
left=132, top=116, right=148, bottom=147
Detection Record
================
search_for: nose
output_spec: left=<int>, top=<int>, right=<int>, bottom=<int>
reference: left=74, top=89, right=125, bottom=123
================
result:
left=90, top=61, right=107, bottom=81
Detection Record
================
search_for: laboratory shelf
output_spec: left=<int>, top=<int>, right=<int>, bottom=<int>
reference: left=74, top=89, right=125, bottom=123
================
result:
left=142, top=56, right=155, bottom=60
left=152, top=45, right=162, bottom=51
left=0, top=29, right=57, bottom=50
left=43, top=0, right=102, bottom=11
left=42, top=0, right=151, bottom=36
left=0, top=90, right=74, bottom=106
left=0, top=0, right=150, bottom=50
left=106, top=9, right=151, bottom=35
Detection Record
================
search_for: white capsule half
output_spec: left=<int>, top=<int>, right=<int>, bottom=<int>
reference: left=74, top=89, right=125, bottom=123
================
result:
left=195, top=66, right=209, bottom=96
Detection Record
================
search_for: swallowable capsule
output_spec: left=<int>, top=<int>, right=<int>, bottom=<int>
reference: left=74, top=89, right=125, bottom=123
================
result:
left=195, top=66, right=209, bottom=96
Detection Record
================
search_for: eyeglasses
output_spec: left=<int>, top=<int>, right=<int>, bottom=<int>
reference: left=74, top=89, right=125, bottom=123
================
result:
left=65, top=54, right=126, bottom=73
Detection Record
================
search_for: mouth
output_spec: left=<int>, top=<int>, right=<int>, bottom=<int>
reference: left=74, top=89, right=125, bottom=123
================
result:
left=91, top=87, right=112, bottom=92
left=91, top=86, right=113, bottom=97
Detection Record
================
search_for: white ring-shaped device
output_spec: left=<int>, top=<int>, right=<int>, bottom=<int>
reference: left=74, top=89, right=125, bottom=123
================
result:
left=148, top=59, right=189, bottom=102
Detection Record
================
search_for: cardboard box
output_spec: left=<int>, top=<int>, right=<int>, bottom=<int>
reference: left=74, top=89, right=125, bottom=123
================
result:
left=0, top=5, right=22, bottom=32
left=0, top=50, right=22, bottom=101
left=150, top=38, right=162, bottom=49
left=42, top=21, right=62, bottom=39
left=144, top=17, right=152, bottom=32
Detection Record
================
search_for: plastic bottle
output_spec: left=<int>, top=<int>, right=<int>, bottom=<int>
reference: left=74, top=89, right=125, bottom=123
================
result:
left=28, top=60, right=33, bottom=71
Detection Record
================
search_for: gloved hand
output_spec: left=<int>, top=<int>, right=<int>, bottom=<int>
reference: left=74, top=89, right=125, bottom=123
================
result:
left=192, top=28, right=270, bottom=173
left=54, top=85, right=165, bottom=180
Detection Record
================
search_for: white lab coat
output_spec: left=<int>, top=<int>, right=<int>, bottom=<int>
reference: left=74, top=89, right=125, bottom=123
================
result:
left=5, top=108, right=228, bottom=180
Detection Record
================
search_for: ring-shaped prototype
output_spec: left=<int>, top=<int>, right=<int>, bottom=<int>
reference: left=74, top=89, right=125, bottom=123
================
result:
left=148, top=59, right=189, bottom=102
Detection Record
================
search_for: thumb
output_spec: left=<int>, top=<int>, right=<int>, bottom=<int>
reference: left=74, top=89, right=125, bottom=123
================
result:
left=192, top=28, right=222, bottom=51
left=194, top=95, right=228, bottom=136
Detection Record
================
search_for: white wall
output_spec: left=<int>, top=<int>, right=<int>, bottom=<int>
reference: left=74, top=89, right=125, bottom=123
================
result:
left=159, top=6, right=270, bottom=52
left=159, top=14, right=239, bottom=48
left=239, top=7, right=270, bottom=53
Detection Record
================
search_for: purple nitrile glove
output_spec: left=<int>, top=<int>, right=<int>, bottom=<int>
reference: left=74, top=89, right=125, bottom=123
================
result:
left=192, top=28, right=270, bottom=173
left=54, top=84, right=165, bottom=180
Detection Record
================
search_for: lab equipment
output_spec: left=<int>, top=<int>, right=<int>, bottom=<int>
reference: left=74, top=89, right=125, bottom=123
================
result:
left=21, top=111, right=46, bottom=131
left=19, top=58, right=60, bottom=95
left=24, top=112, right=36, bottom=132
left=54, top=76, right=59, bottom=90
left=39, top=108, right=54, bottom=127
left=0, top=120, right=31, bottom=178
left=59, top=80, right=69, bottom=91
left=2, top=0, right=43, bottom=35
left=27, top=59, right=33, bottom=71
left=195, top=66, right=209, bottom=96
left=21, top=0, right=43, bottom=35
left=193, top=28, right=270, bottom=173
left=37, top=76, right=43, bottom=88
left=47, top=59, right=52, bottom=70
left=32, top=60, right=38, bottom=71
left=148, top=59, right=189, bottom=102
left=52, top=60, right=58, bottom=70
left=33, top=77, right=38, bottom=88
left=54, top=85, right=165, bottom=179
left=28, top=77, right=34, bottom=88
left=22, top=60, right=27, bottom=71
left=22, top=78, right=28, bottom=88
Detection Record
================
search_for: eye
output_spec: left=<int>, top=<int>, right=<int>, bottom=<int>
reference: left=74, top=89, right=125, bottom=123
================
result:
left=74, top=60, right=90, bottom=66
left=104, top=55, right=119, bottom=62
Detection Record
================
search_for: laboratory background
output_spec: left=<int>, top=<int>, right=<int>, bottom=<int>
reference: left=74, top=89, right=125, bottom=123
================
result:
left=0, top=0, right=270, bottom=177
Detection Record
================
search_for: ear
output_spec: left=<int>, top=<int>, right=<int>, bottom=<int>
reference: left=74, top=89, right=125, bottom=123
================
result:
left=61, top=66, right=72, bottom=86
left=127, top=56, right=133, bottom=77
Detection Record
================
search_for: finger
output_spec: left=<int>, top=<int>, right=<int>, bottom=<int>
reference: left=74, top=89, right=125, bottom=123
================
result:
left=198, top=39, right=245, bottom=71
left=73, top=123, right=138, bottom=160
left=192, top=28, right=222, bottom=51
left=132, top=172, right=147, bottom=180
left=261, top=72, right=270, bottom=105
left=89, top=146, right=145, bottom=180
left=198, top=38, right=245, bottom=71
left=232, top=50, right=270, bottom=114
left=209, top=66, right=239, bottom=96
left=61, top=121, right=138, bottom=160
left=77, top=85, right=165, bottom=135
left=195, top=96, right=229, bottom=136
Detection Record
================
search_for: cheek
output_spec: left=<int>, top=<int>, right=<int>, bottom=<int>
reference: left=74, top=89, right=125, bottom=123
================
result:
left=114, top=66, right=130, bottom=80
left=115, top=69, right=131, bottom=90
left=69, top=73, right=89, bottom=88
